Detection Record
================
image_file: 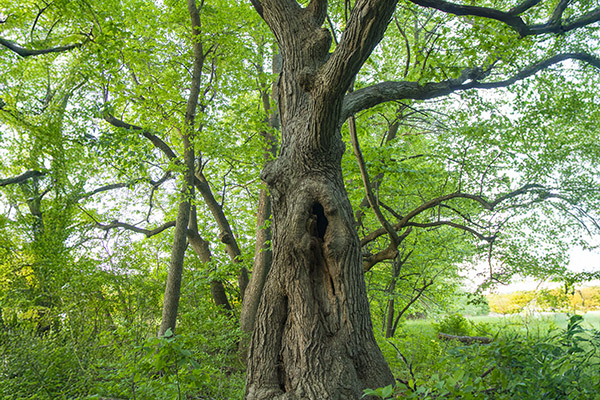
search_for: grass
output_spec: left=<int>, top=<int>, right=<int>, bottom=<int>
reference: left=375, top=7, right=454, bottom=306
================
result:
left=377, top=311, right=600, bottom=399
left=469, top=310, right=600, bottom=330
left=398, top=311, right=600, bottom=337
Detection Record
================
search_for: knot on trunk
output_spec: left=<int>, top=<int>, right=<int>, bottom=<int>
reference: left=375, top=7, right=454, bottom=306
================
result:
left=219, top=231, right=233, bottom=244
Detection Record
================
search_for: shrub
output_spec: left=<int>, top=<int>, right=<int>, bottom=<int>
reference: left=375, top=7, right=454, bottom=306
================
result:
left=433, top=313, right=472, bottom=336
left=376, top=314, right=600, bottom=399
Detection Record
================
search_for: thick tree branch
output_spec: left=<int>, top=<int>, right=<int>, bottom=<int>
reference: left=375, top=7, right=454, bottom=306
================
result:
left=0, top=37, right=83, bottom=57
left=250, top=0, right=264, bottom=18
left=363, top=227, right=412, bottom=271
left=409, top=0, right=527, bottom=34
left=0, top=170, right=45, bottom=187
left=97, top=220, right=176, bottom=237
left=342, top=52, right=600, bottom=119
left=474, top=53, right=600, bottom=89
left=195, top=171, right=243, bottom=261
left=408, top=0, right=600, bottom=37
left=307, top=0, right=328, bottom=26
left=508, top=0, right=543, bottom=16
left=321, top=0, right=399, bottom=97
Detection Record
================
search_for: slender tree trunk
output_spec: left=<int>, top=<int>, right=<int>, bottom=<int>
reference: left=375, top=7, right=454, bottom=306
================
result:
left=158, top=0, right=202, bottom=337
left=240, top=188, right=272, bottom=325
left=188, top=206, right=233, bottom=312
left=158, top=191, right=191, bottom=337
left=158, top=130, right=195, bottom=337
left=240, top=48, right=280, bottom=346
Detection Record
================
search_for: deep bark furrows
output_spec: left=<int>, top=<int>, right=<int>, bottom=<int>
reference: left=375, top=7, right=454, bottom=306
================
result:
left=248, top=145, right=393, bottom=398
left=247, top=0, right=397, bottom=397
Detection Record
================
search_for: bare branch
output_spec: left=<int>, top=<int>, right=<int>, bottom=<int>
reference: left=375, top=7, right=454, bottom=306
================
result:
left=405, top=221, right=494, bottom=242
left=349, top=113, right=400, bottom=246
left=342, top=52, right=600, bottom=119
left=0, top=37, right=83, bottom=57
left=0, top=170, right=45, bottom=187
left=392, top=277, right=434, bottom=328
left=360, top=184, right=551, bottom=246
left=97, top=220, right=176, bottom=238
left=102, top=112, right=178, bottom=160
left=508, top=0, right=543, bottom=16
left=79, top=172, right=172, bottom=199
left=408, top=0, right=600, bottom=37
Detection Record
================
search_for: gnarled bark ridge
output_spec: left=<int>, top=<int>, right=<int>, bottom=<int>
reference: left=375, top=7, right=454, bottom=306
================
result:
left=245, top=0, right=397, bottom=397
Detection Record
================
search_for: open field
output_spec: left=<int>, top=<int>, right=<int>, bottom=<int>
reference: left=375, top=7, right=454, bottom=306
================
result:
left=402, top=311, right=600, bottom=334
left=376, top=311, right=600, bottom=399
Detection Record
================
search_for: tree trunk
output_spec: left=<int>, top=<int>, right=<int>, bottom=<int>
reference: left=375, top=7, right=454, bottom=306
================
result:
left=246, top=123, right=394, bottom=397
left=240, top=48, right=280, bottom=348
left=158, top=194, right=191, bottom=337
left=245, top=58, right=393, bottom=400
left=158, top=0, right=202, bottom=337
left=246, top=1, right=398, bottom=397
left=188, top=208, right=233, bottom=312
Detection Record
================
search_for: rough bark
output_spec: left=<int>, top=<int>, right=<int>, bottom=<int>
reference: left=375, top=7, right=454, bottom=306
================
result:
left=247, top=152, right=394, bottom=399
left=158, top=187, right=192, bottom=337
left=246, top=0, right=397, bottom=396
left=239, top=187, right=272, bottom=330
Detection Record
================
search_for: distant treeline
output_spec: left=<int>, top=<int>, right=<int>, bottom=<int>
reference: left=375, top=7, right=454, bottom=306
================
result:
left=487, top=286, right=600, bottom=314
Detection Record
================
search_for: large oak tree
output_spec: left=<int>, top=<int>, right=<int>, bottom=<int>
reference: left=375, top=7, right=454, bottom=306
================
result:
left=243, top=0, right=600, bottom=398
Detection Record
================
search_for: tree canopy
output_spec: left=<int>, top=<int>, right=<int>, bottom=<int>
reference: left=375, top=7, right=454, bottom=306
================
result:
left=1, top=0, right=600, bottom=398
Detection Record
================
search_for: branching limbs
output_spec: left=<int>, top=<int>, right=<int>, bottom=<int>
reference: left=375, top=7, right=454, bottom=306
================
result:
left=320, top=0, right=400, bottom=98
left=407, top=0, right=600, bottom=37
left=96, top=220, right=176, bottom=238
left=342, top=52, right=600, bottom=120
left=360, top=183, right=567, bottom=270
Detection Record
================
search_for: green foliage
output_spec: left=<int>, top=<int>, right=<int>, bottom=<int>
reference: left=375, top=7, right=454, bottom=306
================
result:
left=0, top=294, right=245, bottom=400
left=90, top=308, right=244, bottom=400
left=433, top=313, right=473, bottom=337
left=374, top=314, right=600, bottom=400
left=363, top=384, right=395, bottom=400
left=0, top=319, right=101, bottom=399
